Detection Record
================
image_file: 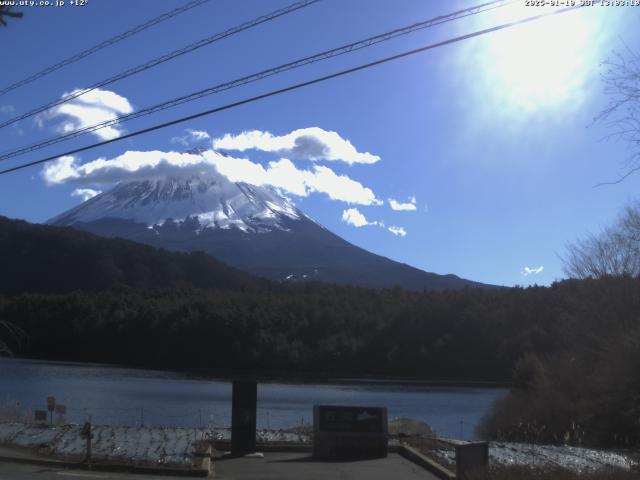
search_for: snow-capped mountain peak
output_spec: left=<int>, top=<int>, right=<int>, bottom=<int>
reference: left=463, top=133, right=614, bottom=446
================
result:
left=48, top=172, right=302, bottom=233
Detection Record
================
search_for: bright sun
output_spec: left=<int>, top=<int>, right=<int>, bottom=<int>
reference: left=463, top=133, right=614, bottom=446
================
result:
left=477, top=4, right=595, bottom=111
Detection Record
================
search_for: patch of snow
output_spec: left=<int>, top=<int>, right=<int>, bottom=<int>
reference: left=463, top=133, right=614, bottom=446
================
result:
left=0, top=423, right=207, bottom=466
left=0, top=422, right=312, bottom=465
left=432, top=441, right=637, bottom=473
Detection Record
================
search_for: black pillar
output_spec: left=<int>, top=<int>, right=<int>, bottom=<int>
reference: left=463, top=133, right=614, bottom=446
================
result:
left=231, top=380, right=257, bottom=455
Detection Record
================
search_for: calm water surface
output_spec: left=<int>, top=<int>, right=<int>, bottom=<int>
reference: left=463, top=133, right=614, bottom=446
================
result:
left=0, top=357, right=507, bottom=439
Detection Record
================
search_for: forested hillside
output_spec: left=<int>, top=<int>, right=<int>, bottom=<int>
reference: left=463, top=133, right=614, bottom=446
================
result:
left=0, top=216, right=262, bottom=294
left=3, top=277, right=637, bottom=385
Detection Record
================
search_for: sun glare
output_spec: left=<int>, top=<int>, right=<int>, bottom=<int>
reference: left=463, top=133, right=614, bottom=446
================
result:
left=478, top=4, right=595, bottom=112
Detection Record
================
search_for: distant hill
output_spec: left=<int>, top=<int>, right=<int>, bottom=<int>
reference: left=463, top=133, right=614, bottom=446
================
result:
left=0, top=216, right=261, bottom=295
left=49, top=170, right=490, bottom=291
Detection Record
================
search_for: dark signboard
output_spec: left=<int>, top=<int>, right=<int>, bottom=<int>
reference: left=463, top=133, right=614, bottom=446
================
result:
left=456, top=442, right=489, bottom=480
left=35, top=410, right=47, bottom=422
left=313, top=405, right=388, bottom=459
left=316, top=405, right=385, bottom=433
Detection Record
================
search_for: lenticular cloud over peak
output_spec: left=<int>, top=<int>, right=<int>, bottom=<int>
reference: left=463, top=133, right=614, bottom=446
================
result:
left=212, top=127, right=381, bottom=165
left=41, top=147, right=383, bottom=206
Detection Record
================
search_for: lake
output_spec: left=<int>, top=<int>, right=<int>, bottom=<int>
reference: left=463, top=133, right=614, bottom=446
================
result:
left=0, top=357, right=507, bottom=440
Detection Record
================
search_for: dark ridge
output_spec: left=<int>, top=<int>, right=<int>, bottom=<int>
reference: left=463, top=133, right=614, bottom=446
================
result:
left=0, top=216, right=265, bottom=295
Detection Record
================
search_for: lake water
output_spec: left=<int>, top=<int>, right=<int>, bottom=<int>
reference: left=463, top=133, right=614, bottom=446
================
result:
left=0, top=357, right=507, bottom=440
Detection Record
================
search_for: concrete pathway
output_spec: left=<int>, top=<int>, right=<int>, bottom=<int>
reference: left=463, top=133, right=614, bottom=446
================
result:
left=213, top=452, right=440, bottom=479
left=0, top=446, right=66, bottom=464
left=0, top=461, right=200, bottom=480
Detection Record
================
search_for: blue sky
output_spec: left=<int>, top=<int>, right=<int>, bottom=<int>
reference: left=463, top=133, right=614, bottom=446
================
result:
left=1, top=0, right=639, bottom=287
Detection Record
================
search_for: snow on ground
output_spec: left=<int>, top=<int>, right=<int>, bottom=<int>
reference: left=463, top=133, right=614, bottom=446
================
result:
left=0, top=423, right=206, bottom=465
left=257, top=430, right=310, bottom=443
left=0, top=422, right=310, bottom=466
left=433, top=441, right=637, bottom=473
left=2, top=421, right=635, bottom=473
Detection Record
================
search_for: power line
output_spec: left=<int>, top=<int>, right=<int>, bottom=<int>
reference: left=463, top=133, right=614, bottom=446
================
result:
left=0, top=4, right=583, bottom=177
left=0, top=0, right=512, bottom=161
left=0, top=0, right=321, bottom=130
left=0, top=0, right=210, bottom=97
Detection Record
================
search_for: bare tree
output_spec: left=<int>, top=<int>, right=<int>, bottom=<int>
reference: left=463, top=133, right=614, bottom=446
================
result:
left=595, top=48, right=640, bottom=186
left=0, top=320, right=25, bottom=356
left=0, top=6, right=23, bottom=27
left=562, top=202, right=640, bottom=279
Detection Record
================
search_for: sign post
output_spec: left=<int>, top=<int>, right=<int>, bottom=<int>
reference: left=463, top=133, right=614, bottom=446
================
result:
left=46, top=396, right=56, bottom=425
left=81, top=420, right=93, bottom=468
left=231, top=380, right=257, bottom=456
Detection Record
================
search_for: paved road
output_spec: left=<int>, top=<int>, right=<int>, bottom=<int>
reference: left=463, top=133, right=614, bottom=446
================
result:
left=213, top=452, right=440, bottom=479
left=0, top=453, right=441, bottom=479
left=0, top=462, right=193, bottom=480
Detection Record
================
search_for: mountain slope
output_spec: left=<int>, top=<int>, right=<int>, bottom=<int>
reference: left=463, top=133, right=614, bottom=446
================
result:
left=0, top=216, right=261, bottom=295
left=49, top=174, right=302, bottom=233
left=49, top=172, right=489, bottom=291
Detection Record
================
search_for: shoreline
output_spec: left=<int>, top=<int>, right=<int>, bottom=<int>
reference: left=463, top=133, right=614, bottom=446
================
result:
left=0, top=356, right=510, bottom=388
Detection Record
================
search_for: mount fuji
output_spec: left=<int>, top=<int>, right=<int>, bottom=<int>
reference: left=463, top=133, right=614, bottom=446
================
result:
left=49, top=169, right=486, bottom=290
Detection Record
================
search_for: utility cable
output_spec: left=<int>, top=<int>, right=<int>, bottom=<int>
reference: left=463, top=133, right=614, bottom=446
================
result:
left=0, top=4, right=583, bottom=177
left=0, top=0, right=211, bottom=97
left=0, top=0, right=512, bottom=161
left=0, top=0, right=321, bottom=130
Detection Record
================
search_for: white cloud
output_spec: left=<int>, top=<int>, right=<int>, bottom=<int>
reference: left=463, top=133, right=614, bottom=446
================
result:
left=388, top=226, right=407, bottom=237
left=341, top=208, right=383, bottom=228
left=171, top=128, right=210, bottom=146
left=189, top=130, right=210, bottom=141
left=42, top=151, right=209, bottom=185
left=521, top=266, right=544, bottom=276
left=341, top=208, right=407, bottom=237
left=213, top=127, right=380, bottom=165
left=38, top=88, right=134, bottom=140
left=0, top=105, right=15, bottom=114
left=308, top=166, right=382, bottom=205
left=41, top=149, right=383, bottom=206
left=71, top=188, right=102, bottom=201
left=42, top=155, right=80, bottom=185
left=389, top=196, right=417, bottom=211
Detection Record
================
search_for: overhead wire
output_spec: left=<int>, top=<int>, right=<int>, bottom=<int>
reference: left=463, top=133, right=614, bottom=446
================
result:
left=0, top=0, right=321, bottom=130
left=0, top=0, right=513, bottom=161
left=0, top=0, right=211, bottom=97
left=0, top=4, right=584, bottom=177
